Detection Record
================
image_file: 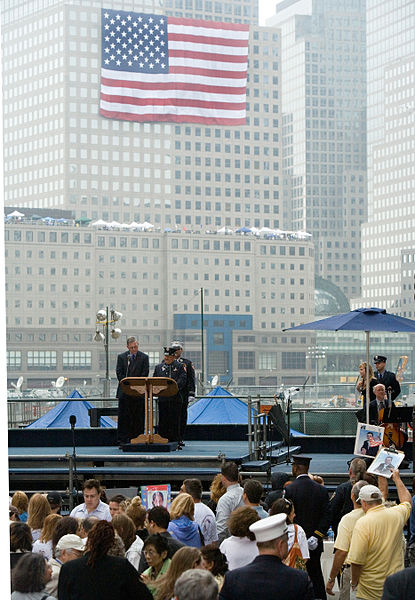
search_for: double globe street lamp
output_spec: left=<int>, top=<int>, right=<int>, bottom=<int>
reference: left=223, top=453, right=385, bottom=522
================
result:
left=94, top=307, right=123, bottom=398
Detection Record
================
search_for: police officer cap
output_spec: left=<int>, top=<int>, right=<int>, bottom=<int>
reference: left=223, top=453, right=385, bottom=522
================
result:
left=249, top=513, right=288, bottom=542
left=292, top=455, right=312, bottom=466
left=164, top=347, right=176, bottom=356
left=373, top=355, right=387, bottom=363
left=170, top=341, right=183, bottom=349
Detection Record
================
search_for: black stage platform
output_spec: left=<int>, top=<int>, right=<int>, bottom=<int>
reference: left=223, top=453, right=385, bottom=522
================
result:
left=9, top=426, right=414, bottom=500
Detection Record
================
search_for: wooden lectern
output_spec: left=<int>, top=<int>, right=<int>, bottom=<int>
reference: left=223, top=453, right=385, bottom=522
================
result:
left=120, top=377, right=178, bottom=444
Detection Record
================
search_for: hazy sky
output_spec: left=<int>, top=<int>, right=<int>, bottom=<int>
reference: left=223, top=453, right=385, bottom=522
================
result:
left=258, top=0, right=277, bottom=25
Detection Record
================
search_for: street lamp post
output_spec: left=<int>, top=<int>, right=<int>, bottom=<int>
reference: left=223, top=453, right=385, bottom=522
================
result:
left=94, top=306, right=122, bottom=398
left=306, top=345, right=327, bottom=402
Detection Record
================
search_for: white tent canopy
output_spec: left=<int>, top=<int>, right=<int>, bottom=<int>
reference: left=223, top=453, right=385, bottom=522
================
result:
left=7, top=210, right=24, bottom=217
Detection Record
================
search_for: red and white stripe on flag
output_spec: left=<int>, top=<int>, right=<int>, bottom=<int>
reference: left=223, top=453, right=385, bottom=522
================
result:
left=100, top=11, right=249, bottom=125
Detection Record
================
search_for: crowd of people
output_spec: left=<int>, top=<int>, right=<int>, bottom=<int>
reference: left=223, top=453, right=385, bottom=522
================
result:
left=9, top=457, right=415, bottom=600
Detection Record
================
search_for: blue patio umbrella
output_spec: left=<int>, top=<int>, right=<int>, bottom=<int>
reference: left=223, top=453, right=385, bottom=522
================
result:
left=285, top=307, right=415, bottom=422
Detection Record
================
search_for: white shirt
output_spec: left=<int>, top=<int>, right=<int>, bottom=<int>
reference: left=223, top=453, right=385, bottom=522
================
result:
left=32, top=538, right=53, bottom=560
left=69, top=499, right=112, bottom=521
left=287, top=523, right=309, bottom=559
left=216, top=484, right=244, bottom=540
left=219, top=535, right=259, bottom=570
left=125, top=535, right=144, bottom=571
left=194, top=502, right=218, bottom=546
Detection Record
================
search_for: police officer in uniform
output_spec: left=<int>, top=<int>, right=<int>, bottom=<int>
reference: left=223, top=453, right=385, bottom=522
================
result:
left=171, top=340, right=196, bottom=448
left=284, top=455, right=330, bottom=600
left=373, top=355, right=401, bottom=401
left=153, top=347, right=187, bottom=447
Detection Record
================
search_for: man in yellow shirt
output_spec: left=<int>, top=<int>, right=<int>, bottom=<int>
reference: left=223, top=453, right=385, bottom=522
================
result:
left=348, top=470, right=411, bottom=600
left=326, top=480, right=370, bottom=598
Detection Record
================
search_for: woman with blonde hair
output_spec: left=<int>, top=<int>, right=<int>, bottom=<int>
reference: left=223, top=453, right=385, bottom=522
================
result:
left=206, top=474, right=226, bottom=514
left=125, top=496, right=147, bottom=540
left=32, top=513, right=62, bottom=560
left=152, top=545, right=202, bottom=600
left=27, top=494, right=51, bottom=542
left=356, top=361, right=377, bottom=405
left=11, top=491, right=29, bottom=523
left=167, top=493, right=202, bottom=548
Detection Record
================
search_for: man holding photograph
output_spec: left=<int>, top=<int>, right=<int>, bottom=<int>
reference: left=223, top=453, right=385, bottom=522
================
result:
left=348, top=470, right=411, bottom=600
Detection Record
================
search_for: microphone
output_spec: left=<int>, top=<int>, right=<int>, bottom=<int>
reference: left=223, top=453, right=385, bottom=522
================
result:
left=69, top=415, right=76, bottom=429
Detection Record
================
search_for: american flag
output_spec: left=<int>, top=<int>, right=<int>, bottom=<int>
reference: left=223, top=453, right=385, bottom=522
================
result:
left=100, top=8, right=249, bottom=125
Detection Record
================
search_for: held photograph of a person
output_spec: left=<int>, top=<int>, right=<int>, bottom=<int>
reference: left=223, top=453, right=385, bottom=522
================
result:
left=353, top=423, right=384, bottom=458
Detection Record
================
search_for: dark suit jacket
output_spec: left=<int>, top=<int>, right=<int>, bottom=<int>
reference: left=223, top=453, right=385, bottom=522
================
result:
left=116, top=350, right=149, bottom=400
left=328, top=480, right=353, bottom=535
left=178, top=356, right=196, bottom=396
left=284, top=474, right=330, bottom=539
left=381, top=566, right=415, bottom=600
left=374, top=369, right=401, bottom=400
left=153, top=360, right=187, bottom=394
left=219, top=554, right=314, bottom=600
left=58, top=554, right=152, bottom=600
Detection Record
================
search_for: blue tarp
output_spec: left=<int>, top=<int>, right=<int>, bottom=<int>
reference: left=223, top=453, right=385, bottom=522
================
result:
left=187, top=386, right=305, bottom=435
left=26, top=390, right=117, bottom=428
left=187, top=386, right=255, bottom=424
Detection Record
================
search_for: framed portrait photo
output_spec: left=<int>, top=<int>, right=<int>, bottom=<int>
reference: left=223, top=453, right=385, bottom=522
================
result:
left=354, top=423, right=384, bottom=458
left=140, top=484, right=171, bottom=510
left=367, top=448, right=404, bottom=479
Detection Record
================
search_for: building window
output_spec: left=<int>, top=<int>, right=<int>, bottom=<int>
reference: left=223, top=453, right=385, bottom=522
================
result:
left=258, top=352, right=277, bottom=370
left=209, top=350, right=229, bottom=374
left=238, top=351, right=255, bottom=370
left=7, top=351, right=22, bottom=369
left=282, top=352, right=306, bottom=370
left=27, top=351, right=57, bottom=370
left=63, top=351, right=92, bottom=370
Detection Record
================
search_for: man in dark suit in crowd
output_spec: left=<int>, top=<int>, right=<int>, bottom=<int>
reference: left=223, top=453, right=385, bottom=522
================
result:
left=116, top=336, right=149, bottom=445
left=373, top=355, right=400, bottom=401
left=171, top=340, right=196, bottom=447
left=219, top=513, right=314, bottom=600
left=284, top=455, right=329, bottom=600
left=382, top=567, right=415, bottom=600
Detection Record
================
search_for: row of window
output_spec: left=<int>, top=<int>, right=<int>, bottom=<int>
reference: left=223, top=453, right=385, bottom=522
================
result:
left=7, top=350, right=305, bottom=372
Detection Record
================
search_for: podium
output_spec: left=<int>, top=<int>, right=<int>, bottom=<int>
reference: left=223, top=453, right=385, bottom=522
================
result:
left=120, top=377, right=178, bottom=451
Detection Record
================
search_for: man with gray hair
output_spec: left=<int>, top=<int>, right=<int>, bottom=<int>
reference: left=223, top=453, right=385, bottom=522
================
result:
left=326, top=479, right=371, bottom=598
left=116, top=335, right=149, bottom=445
left=45, top=534, right=85, bottom=596
left=174, top=569, right=218, bottom=600
left=348, top=470, right=411, bottom=600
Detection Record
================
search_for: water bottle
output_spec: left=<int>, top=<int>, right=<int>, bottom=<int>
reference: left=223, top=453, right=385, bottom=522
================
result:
left=327, top=526, right=334, bottom=541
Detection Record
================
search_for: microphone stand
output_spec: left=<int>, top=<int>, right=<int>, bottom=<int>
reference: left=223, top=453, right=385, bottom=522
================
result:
left=69, top=415, right=80, bottom=509
left=286, top=389, right=292, bottom=464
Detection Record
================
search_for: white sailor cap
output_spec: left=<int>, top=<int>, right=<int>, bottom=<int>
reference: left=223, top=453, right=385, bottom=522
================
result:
left=249, top=513, right=288, bottom=542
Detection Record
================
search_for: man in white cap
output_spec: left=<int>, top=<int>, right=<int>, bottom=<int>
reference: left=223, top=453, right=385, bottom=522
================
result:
left=45, top=534, right=85, bottom=596
left=348, top=470, right=411, bottom=600
left=219, top=513, right=314, bottom=600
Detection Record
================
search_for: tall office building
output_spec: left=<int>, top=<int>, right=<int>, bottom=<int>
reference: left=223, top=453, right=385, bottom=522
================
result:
left=2, top=0, right=317, bottom=389
left=361, top=1, right=415, bottom=314
left=267, top=0, right=367, bottom=301
left=3, top=0, right=282, bottom=233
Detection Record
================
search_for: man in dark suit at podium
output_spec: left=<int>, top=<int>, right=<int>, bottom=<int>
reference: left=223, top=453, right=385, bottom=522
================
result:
left=116, top=336, right=149, bottom=445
